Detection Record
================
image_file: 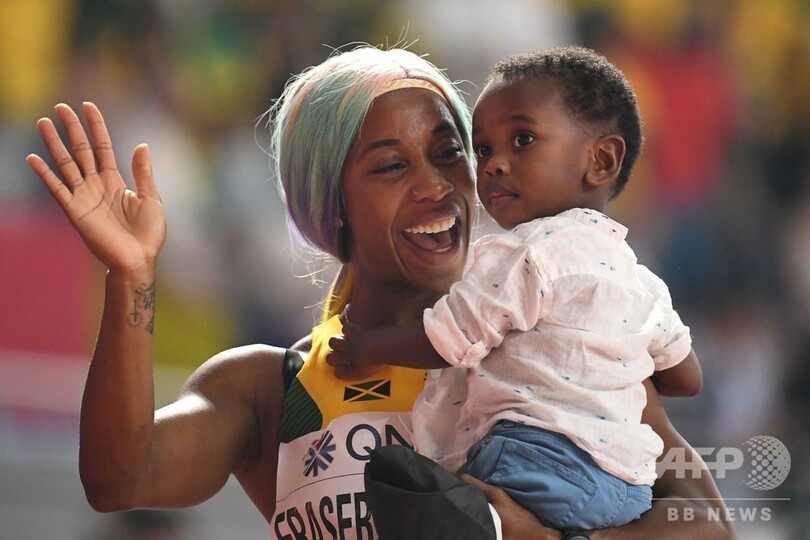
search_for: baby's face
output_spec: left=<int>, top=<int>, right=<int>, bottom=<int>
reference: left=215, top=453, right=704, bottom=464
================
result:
left=472, top=75, right=597, bottom=230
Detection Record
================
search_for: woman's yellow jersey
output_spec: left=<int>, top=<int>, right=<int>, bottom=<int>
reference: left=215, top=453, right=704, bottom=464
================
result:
left=272, top=315, right=427, bottom=539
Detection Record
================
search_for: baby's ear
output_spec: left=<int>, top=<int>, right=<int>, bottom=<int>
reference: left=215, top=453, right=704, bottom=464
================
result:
left=585, top=135, right=625, bottom=189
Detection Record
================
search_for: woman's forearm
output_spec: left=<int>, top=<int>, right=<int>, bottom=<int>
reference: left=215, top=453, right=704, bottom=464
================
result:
left=589, top=379, right=736, bottom=539
left=590, top=465, right=735, bottom=539
left=79, top=266, right=159, bottom=511
left=590, top=492, right=734, bottom=540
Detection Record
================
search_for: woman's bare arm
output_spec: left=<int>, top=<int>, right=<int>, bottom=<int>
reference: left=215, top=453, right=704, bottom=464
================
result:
left=80, top=334, right=269, bottom=512
left=469, top=379, right=736, bottom=539
left=591, top=378, right=735, bottom=539
left=28, top=102, right=275, bottom=514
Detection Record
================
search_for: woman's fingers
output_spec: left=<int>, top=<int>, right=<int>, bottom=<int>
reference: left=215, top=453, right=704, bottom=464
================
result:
left=460, top=474, right=502, bottom=501
left=83, top=102, right=119, bottom=174
left=30, top=102, right=159, bottom=216
left=55, top=103, right=97, bottom=178
left=26, top=153, right=73, bottom=208
left=131, top=144, right=158, bottom=199
left=36, top=115, right=85, bottom=191
left=460, top=474, right=557, bottom=540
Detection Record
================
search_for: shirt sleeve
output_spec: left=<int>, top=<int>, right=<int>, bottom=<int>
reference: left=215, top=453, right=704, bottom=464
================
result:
left=637, top=265, right=692, bottom=371
left=424, top=233, right=550, bottom=368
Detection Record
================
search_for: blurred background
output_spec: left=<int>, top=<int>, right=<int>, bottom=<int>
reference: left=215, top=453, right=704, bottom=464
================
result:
left=1, top=0, right=808, bottom=538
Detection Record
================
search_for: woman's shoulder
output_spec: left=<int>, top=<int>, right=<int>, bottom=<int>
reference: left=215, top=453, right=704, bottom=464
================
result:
left=205, top=343, right=289, bottom=370
left=182, top=343, right=293, bottom=401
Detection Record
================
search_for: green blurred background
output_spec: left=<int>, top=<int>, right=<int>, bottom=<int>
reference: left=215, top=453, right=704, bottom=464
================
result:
left=1, top=0, right=808, bottom=538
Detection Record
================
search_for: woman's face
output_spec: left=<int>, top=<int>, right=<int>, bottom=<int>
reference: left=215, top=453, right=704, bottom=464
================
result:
left=341, top=88, right=475, bottom=297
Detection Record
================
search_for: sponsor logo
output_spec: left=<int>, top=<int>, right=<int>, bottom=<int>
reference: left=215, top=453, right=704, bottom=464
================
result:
left=277, top=422, right=414, bottom=538
left=343, top=379, right=391, bottom=402
left=301, top=422, right=412, bottom=477
left=304, top=430, right=336, bottom=477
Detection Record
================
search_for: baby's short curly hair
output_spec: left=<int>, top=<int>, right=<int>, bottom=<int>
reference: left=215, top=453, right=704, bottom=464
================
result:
left=486, top=46, right=643, bottom=198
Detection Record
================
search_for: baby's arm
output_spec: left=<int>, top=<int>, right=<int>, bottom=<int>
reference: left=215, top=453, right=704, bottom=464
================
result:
left=329, top=236, right=546, bottom=379
left=636, top=264, right=700, bottom=397
left=327, top=319, right=449, bottom=379
left=651, top=348, right=703, bottom=397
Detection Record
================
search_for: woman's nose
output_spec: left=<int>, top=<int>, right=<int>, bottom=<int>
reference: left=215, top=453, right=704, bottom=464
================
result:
left=410, top=168, right=454, bottom=201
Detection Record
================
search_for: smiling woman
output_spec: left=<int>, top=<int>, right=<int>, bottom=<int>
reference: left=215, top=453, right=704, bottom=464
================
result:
left=338, top=86, right=472, bottom=297
left=25, top=45, right=479, bottom=540
left=27, top=44, right=733, bottom=540
left=255, top=52, right=487, bottom=537
left=403, top=215, right=460, bottom=253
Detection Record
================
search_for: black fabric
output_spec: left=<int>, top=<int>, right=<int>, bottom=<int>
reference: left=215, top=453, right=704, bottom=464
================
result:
left=364, top=445, right=497, bottom=540
left=282, top=349, right=304, bottom=392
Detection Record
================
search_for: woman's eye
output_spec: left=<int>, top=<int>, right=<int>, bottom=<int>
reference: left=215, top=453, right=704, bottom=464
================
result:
left=474, top=144, right=491, bottom=159
left=438, top=144, right=464, bottom=161
left=447, top=144, right=464, bottom=157
left=372, top=161, right=405, bottom=174
left=513, top=133, right=535, bottom=147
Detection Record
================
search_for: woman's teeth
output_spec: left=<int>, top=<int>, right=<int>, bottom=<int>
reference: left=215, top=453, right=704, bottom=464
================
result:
left=404, top=216, right=456, bottom=234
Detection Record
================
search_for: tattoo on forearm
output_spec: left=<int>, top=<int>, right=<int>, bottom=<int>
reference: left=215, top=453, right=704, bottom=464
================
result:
left=127, top=282, right=156, bottom=334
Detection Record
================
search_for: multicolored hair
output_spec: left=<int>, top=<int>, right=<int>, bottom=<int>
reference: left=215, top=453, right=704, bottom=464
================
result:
left=263, top=45, right=472, bottom=320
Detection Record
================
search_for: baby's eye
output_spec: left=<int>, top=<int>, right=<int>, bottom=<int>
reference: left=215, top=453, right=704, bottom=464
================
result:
left=474, top=144, right=492, bottom=159
left=513, top=133, right=535, bottom=148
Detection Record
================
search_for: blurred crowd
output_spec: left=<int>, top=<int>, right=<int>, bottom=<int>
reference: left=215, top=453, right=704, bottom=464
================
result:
left=1, top=0, right=808, bottom=536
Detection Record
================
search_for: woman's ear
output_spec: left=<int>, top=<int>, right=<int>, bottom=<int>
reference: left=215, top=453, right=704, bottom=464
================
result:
left=337, top=219, right=351, bottom=263
left=585, top=135, right=626, bottom=189
left=336, top=196, right=351, bottom=263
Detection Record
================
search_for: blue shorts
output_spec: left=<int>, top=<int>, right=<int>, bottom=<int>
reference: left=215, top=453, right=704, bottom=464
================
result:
left=463, top=422, right=652, bottom=531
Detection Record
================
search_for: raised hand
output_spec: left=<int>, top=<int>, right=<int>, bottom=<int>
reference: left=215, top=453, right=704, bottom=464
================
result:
left=26, top=102, right=166, bottom=274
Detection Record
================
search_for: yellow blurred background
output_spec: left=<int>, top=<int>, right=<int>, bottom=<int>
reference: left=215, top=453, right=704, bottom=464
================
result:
left=1, top=0, right=808, bottom=538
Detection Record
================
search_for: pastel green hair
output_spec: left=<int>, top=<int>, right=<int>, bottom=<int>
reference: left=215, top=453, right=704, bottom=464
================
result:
left=265, top=46, right=472, bottom=264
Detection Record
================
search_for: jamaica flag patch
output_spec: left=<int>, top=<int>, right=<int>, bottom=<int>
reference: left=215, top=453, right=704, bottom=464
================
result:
left=343, top=379, right=391, bottom=402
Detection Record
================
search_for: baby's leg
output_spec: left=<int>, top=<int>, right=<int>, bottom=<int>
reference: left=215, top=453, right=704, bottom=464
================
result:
left=464, top=422, right=651, bottom=530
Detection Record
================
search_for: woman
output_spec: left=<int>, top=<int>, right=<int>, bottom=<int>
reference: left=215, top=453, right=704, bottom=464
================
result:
left=26, top=46, right=733, bottom=539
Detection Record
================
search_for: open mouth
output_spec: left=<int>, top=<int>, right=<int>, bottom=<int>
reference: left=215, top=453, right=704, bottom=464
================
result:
left=402, top=216, right=459, bottom=252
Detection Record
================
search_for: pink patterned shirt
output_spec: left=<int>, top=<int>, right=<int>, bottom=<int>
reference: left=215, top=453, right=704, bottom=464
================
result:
left=413, top=208, right=691, bottom=484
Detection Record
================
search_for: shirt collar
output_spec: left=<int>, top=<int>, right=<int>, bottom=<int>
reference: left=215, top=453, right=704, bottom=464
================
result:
left=557, top=208, right=628, bottom=241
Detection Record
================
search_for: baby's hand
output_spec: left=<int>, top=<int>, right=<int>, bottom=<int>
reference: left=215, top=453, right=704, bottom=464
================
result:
left=326, top=323, right=381, bottom=380
left=326, top=334, right=355, bottom=379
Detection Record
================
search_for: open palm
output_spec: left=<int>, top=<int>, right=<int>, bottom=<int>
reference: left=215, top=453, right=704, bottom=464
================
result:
left=27, top=102, right=166, bottom=273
